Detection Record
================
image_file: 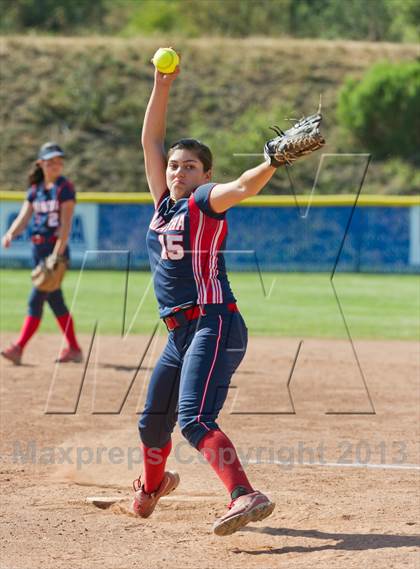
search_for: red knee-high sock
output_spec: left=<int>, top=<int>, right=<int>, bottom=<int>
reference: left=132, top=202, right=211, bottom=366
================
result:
left=16, top=316, right=41, bottom=349
left=56, top=313, right=80, bottom=350
left=197, top=430, right=253, bottom=496
left=142, top=439, right=172, bottom=494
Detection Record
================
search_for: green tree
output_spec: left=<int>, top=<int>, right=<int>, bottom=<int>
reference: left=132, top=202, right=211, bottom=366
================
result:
left=118, top=0, right=183, bottom=36
left=337, top=61, right=420, bottom=162
left=388, top=0, right=420, bottom=42
left=1, top=0, right=418, bottom=41
left=0, top=0, right=106, bottom=32
left=183, top=0, right=291, bottom=37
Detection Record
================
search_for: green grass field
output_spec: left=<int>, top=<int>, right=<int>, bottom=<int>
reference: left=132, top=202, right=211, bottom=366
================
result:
left=0, top=269, right=418, bottom=340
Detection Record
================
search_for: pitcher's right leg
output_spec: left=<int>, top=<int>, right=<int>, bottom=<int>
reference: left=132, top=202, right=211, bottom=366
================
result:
left=134, top=334, right=182, bottom=517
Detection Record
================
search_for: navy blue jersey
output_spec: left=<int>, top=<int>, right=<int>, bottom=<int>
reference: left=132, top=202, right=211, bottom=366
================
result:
left=27, top=176, right=75, bottom=238
left=146, top=183, right=236, bottom=318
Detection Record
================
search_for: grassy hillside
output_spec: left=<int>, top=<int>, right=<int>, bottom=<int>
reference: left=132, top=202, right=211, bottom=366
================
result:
left=0, top=36, right=418, bottom=195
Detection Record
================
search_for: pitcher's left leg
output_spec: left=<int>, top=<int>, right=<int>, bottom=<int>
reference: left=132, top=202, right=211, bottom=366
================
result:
left=178, top=312, right=274, bottom=535
left=178, top=312, right=247, bottom=446
left=178, top=313, right=252, bottom=492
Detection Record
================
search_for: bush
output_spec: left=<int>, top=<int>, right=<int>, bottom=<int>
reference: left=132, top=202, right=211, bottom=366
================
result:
left=337, top=61, right=420, bottom=163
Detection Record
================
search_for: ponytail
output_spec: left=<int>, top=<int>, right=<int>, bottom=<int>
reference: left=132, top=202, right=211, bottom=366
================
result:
left=28, top=162, right=44, bottom=185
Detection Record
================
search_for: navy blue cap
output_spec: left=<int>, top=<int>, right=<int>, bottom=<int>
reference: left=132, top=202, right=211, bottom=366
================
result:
left=38, top=142, right=65, bottom=161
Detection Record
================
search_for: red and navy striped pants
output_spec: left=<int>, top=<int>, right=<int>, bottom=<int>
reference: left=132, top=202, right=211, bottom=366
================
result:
left=138, top=304, right=248, bottom=449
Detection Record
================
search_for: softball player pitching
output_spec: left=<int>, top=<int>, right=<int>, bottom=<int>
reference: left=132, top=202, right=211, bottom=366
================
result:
left=132, top=55, right=281, bottom=536
left=1, top=142, right=82, bottom=365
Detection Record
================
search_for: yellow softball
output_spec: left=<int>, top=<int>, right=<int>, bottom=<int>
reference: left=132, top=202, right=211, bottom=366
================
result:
left=151, top=47, right=180, bottom=74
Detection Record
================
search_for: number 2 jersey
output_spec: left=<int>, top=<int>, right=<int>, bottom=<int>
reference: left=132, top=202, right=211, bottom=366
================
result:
left=26, top=176, right=76, bottom=238
left=146, top=183, right=236, bottom=318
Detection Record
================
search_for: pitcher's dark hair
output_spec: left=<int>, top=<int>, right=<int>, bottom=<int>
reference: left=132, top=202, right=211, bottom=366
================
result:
left=28, top=162, right=44, bottom=185
left=168, top=138, right=213, bottom=172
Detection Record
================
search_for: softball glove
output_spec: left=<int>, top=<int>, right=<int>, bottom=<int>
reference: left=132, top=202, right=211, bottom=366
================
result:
left=31, top=254, right=68, bottom=292
left=264, top=111, right=325, bottom=167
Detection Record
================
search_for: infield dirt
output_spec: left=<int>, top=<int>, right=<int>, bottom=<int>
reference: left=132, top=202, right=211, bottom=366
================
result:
left=0, top=333, right=419, bottom=569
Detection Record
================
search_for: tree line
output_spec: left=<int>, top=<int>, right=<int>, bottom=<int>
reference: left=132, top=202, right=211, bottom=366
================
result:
left=1, top=0, right=419, bottom=42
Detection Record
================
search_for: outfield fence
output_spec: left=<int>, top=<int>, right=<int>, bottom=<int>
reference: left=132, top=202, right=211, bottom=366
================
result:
left=0, top=192, right=419, bottom=273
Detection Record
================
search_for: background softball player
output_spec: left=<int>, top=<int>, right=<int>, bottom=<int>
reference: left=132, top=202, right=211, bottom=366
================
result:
left=1, top=142, right=82, bottom=365
left=132, top=56, right=284, bottom=537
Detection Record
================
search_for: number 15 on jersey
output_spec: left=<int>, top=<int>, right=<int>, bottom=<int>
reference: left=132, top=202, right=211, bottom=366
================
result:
left=158, top=234, right=184, bottom=260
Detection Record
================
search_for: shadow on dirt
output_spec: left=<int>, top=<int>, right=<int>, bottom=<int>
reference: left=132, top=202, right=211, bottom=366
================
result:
left=97, top=363, right=153, bottom=372
left=234, top=527, right=420, bottom=555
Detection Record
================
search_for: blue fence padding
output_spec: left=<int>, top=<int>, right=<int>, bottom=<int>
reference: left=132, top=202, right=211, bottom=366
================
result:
left=98, top=203, right=153, bottom=257
left=97, top=204, right=413, bottom=273
left=360, top=207, right=409, bottom=270
left=98, top=204, right=153, bottom=268
left=0, top=201, right=416, bottom=272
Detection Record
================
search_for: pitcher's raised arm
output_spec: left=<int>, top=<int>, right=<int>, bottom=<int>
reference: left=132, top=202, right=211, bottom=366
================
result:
left=141, top=62, right=180, bottom=207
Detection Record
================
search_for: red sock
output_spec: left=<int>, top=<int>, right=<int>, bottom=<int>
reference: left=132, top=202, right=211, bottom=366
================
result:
left=197, top=430, right=253, bottom=496
left=16, top=316, right=41, bottom=349
left=56, top=313, right=80, bottom=350
left=142, top=439, right=172, bottom=494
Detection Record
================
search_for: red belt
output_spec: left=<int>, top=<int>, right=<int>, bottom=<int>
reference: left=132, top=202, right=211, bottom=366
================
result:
left=31, top=235, right=57, bottom=244
left=164, top=303, right=238, bottom=331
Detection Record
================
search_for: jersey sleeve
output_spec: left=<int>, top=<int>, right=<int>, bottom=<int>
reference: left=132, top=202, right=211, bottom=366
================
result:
left=58, top=180, right=76, bottom=203
left=193, top=183, right=225, bottom=219
left=156, top=190, right=170, bottom=210
left=26, top=186, right=37, bottom=203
